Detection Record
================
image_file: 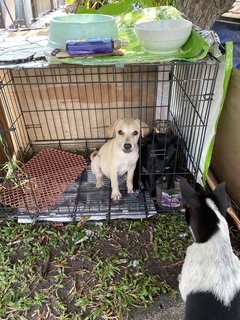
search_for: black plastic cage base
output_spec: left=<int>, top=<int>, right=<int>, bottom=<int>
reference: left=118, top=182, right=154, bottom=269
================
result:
left=16, top=166, right=157, bottom=223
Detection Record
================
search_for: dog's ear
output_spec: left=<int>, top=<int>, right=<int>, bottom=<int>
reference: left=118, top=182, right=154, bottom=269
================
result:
left=212, top=182, right=231, bottom=216
left=108, top=120, right=120, bottom=137
left=180, top=178, right=196, bottom=206
left=136, top=119, right=149, bottom=137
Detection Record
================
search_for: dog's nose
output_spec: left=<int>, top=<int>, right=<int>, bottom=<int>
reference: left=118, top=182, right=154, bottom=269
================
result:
left=124, top=143, right=132, bottom=151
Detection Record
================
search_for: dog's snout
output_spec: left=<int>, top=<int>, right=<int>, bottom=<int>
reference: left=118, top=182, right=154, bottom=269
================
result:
left=124, top=143, right=132, bottom=151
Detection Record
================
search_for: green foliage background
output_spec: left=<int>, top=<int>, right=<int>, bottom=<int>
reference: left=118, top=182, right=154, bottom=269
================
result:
left=65, top=0, right=176, bottom=11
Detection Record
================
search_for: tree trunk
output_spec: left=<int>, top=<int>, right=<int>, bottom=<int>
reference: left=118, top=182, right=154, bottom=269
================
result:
left=176, top=0, right=235, bottom=29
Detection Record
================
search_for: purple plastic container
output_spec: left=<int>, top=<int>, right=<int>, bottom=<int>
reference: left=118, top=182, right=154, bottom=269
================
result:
left=66, top=38, right=121, bottom=55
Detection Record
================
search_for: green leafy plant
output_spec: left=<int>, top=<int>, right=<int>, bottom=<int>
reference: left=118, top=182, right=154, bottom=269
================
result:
left=66, top=0, right=176, bottom=14
left=0, top=134, right=34, bottom=192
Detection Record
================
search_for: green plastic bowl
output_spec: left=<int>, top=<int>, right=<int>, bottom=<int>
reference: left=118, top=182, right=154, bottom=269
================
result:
left=48, top=14, right=119, bottom=49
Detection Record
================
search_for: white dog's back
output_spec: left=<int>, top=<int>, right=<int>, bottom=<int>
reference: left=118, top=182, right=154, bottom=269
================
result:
left=179, top=179, right=240, bottom=320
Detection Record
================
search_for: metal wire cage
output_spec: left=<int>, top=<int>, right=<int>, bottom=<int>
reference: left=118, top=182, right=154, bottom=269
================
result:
left=0, top=61, right=219, bottom=222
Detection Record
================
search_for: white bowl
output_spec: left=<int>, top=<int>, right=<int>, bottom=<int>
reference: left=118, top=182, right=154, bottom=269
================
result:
left=48, top=14, right=119, bottom=49
left=134, top=19, right=192, bottom=54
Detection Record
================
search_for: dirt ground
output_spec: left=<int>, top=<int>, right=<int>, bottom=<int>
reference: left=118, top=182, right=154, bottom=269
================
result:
left=55, top=220, right=185, bottom=319
left=1, top=210, right=239, bottom=319
left=1, top=215, right=191, bottom=319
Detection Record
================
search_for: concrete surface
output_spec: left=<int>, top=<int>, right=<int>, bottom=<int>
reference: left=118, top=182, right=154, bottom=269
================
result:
left=128, top=293, right=185, bottom=320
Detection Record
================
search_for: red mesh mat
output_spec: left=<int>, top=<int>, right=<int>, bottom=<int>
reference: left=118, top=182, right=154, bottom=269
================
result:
left=1, top=148, right=86, bottom=213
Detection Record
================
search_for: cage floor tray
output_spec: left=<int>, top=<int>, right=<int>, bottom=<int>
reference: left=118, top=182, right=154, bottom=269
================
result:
left=1, top=148, right=86, bottom=213
left=17, top=166, right=156, bottom=223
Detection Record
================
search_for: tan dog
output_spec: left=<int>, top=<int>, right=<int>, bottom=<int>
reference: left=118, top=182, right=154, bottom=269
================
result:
left=91, top=119, right=149, bottom=200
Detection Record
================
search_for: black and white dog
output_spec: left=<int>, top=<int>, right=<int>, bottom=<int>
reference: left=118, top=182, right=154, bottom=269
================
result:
left=179, top=179, right=240, bottom=320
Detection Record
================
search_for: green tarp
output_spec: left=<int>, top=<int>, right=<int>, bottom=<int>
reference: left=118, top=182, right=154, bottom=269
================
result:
left=47, top=6, right=209, bottom=65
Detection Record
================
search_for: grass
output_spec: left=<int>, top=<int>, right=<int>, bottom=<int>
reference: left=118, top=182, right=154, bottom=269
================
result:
left=0, top=215, right=192, bottom=319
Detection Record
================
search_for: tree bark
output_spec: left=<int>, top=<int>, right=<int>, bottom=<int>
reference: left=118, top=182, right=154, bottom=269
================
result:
left=176, top=0, right=235, bottom=29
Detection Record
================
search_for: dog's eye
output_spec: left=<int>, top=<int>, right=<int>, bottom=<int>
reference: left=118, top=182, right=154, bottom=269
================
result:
left=133, top=131, right=138, bottom=136
left=118, top=130, right=124, bottom=135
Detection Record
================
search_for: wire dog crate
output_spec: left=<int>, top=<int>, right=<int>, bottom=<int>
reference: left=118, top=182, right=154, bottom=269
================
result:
left=0, top=61, right=219, bottom=222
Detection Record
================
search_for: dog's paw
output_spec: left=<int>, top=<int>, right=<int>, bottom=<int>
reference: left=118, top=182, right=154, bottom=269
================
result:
left=111, top=191, right=122, bottom=201
left=127, top=188, right=134, bottom=194
left=96, top=181, right=104, bottom=189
